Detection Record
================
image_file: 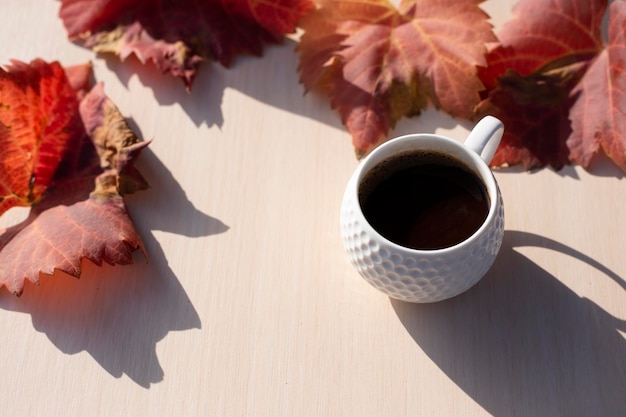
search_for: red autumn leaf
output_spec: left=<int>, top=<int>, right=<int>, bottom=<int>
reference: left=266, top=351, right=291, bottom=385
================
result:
left=0, top=59, right=149, bottom=295
left=297, top=0, right=497, bottom=158
left=474, top=61, right=588, bottom=170
left=567, top=1, right=626, bottom=170
left=58, top=0, right=314, bottom=89
left=479, top=0, right=606, bottom=90
left=475, top=0, right=609, bottom=170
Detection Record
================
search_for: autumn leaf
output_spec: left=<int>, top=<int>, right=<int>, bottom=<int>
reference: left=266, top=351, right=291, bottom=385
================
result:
left=475, top=0, right=609, bottom=170
left=567, top=1, right=626, bottom=170
left=474, top=60, right=588, bottom=170
left=478, top=0, right=606, bottom=90
left=58, top=0, right=314, bottom=89
left=0, top=59, right=149, bottom=295
left=297, top=0, right=497, bottom=157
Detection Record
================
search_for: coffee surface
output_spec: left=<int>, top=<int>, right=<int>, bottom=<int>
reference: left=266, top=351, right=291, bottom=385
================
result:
left=359, top=150, right=489, bottom=250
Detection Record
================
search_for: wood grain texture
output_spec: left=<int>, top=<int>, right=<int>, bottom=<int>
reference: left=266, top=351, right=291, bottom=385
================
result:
left=0, top=1, right=625, bottom=416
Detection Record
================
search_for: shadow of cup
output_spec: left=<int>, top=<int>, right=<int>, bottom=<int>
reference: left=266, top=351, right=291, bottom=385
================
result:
left=391, top=230, right=626, bottom=416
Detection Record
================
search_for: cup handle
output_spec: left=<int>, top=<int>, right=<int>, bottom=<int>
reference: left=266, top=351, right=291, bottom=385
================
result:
left=464, top=116, right=504, bottom=164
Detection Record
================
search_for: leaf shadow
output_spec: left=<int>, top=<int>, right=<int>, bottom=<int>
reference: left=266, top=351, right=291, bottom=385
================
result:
left=392, top=230, right=626, bottom=417
left=493, top=152, right=626, bottom=179
left=0, top=147, right=228, bottom=388
left=100, top=38, right=489, bottom=157
left=561, top=152, right=626, bottom=179
left=101, top=38, right=345, bottom=132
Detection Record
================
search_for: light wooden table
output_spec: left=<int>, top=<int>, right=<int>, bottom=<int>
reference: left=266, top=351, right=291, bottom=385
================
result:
left=1, top=1, right=624, bottom=416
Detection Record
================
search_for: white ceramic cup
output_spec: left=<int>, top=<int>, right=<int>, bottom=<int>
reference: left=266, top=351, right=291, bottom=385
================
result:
left=340, top=116, right=505, bottom=303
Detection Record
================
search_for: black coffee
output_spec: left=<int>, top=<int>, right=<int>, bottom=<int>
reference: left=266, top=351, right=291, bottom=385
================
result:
left=359, top=150, right=490, bottom=250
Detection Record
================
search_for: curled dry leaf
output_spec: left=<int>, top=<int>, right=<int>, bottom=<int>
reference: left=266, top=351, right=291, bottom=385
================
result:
left=0, top=59, right=149, bottom=295
left=297, top=0, right=497, bottom=157
left=58, top=0, right=314, bottom=89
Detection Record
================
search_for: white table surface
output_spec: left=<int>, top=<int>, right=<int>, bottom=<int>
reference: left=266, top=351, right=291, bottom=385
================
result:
left=1, top=1, right=625, bottom=416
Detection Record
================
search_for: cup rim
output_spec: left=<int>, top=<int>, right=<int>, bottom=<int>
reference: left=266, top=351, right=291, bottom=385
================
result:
left=351, top=133, right=500, bottom=255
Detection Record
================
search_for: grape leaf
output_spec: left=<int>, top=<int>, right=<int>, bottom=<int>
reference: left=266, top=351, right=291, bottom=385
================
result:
left=479, top=0, right=606, bottom=91
left=475, top=0, right=609, bottom=170
left=474, top=60, right=589, bottom=169
left=297, top=0, right=497, bottom=157
left=58, top=0, right=314, bottom=89
left=567, top=1, right=626, bottom=170
left=0, top=59, right=149, bottom=295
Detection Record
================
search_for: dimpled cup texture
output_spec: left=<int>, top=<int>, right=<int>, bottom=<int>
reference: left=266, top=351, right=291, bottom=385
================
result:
left=340, top=179, right=504, bottom=303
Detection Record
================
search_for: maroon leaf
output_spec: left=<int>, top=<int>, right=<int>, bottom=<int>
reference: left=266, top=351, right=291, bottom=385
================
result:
left=567, top=1, right=626, bottom=170
left=58, top=0, right=314, bottom=88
